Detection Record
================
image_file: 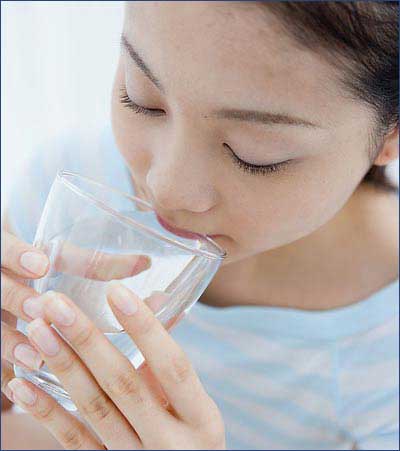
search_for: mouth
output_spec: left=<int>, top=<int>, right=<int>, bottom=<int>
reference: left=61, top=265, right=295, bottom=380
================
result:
left=155, top=213, right=222, bottom=241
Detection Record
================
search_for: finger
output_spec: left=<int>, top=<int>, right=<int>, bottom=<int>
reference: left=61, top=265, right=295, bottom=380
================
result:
left=136, top=361, right=169, bottom=409
left=1, top=231, right=49, bottom=278
left=164, top=311, right=185, bottom=331
left=136, top=290, right=184, bottom=329
left=1, top=321, right=43, bottom=371
left=2, top=308, right=16, bottom=327
left=1, top=359, right=15, bottom=401
left=54, top=241, right=151, bottom=281
left=133, top=304, right=186, bottom=414
left=145, top=290, right=169, bottom=314
left=107, top=282, right=214, bottom=426
left=7, top=378, right=105, bottom=450
left=25, top=318, right=142, bottom=449
left=1, top=273, right=43, bottom=321
left=29, top=292, right=169, bottom=442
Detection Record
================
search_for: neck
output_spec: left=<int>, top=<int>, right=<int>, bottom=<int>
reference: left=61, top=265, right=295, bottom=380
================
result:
left=203, top=183, right=399, bottom=311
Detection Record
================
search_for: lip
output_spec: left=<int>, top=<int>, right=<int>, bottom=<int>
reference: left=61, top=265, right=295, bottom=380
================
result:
left=155, top=213, right=202, bottom=240
left=155, top=213, right=223, bottom=241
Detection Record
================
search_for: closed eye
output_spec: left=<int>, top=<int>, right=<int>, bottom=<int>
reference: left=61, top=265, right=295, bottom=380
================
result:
left=119, top=86, right=165, bottom=117
left=223, top=143, right=291, bottom=176
left=119, top=84, right=292, bottom=177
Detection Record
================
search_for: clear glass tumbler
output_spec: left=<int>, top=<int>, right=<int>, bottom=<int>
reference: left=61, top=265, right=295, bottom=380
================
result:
left=15, top=171, right=226, bottom=411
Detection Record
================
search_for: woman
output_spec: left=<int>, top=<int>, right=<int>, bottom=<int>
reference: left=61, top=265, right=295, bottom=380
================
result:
left=2, top=2, right=398, bottom=449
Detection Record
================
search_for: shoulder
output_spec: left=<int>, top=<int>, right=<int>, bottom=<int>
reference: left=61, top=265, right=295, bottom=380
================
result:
left=337, top=279, right=398, bottom=389
left=337, top=315, right=399, bottom=448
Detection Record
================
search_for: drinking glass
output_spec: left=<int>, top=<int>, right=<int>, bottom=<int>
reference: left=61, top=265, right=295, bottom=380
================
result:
left=15, top=171, right=226, bottom=411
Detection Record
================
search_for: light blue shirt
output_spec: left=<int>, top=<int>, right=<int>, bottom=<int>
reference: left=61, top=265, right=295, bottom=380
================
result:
left=7, top=125, right=399, bottom=450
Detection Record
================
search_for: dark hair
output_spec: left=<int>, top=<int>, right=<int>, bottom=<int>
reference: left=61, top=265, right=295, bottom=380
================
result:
left=262, top=1, right=399, bottom=192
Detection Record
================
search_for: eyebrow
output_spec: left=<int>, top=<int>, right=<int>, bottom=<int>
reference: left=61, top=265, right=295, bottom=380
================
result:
left=121, top=34, right=165, bottom=94
left=120, top=33, right=321, bottom=129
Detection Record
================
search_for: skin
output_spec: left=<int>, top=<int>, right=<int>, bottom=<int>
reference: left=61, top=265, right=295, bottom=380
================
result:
left=1, top=1, right=398, bottom=448
left=111, top=2, right=398, bottom=309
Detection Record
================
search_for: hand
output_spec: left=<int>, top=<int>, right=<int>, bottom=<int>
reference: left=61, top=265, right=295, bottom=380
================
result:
left=1, top=230, right=50, bottom=402
left=0, top=230, right=151, bottom=403
left=5, top=285, right=226, bottom=450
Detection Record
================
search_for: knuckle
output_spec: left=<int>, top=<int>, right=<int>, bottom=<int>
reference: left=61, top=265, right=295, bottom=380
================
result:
left=51, top=354, right=76, bottom=376
left=166, top=351, right=192, bottom=385
left=60, top=426, right=86, bottom=450
left=104, top=369, right=141, bottom=400
left=72, top=324, right=96, bottom=351
left=1, top=324, right=19, bottom=362
left=1, top=276, right=19, bottom=311
left=1, top=365, right=14, bottom=393
left=81, top=392, right=113, bottom=422
left=35, top=398, right=57, bottom=422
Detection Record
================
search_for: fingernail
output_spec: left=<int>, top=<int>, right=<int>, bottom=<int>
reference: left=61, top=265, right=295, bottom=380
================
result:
left=107, top=281, right=138, bottom=316
left=132, top=255, right=152, bottom=274
left=45, top=292, right=76, bottom=326
left=14, top=343, right=43, bottom=371
left=26, top=318, right=60, bottom=356
left=23, top=296, right=44, bottom=319
left=20, top=251, right=49, bottom=276
left=8, top=379, right=37, bottom=406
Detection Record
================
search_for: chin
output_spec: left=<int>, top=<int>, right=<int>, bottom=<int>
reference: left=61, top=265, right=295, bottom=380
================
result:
left=215, top=239, right=243, bottom=266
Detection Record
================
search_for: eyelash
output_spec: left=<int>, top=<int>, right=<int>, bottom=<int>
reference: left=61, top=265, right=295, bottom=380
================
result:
left=223, top=144, right=290, bottom=176
left=119, top=87, right=165, bottom=116
left=119, top=86, right=291, bottom=176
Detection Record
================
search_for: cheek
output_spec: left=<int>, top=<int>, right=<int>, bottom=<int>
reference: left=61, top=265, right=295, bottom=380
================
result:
left=111, top=99, right=152, bottom=176
left=227, top=148, right=369, bottom=253
left=111, top=60, right=152, bottom=175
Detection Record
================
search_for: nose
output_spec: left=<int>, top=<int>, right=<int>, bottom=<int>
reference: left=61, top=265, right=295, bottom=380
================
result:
left=145, top=131, right=217, bottom=214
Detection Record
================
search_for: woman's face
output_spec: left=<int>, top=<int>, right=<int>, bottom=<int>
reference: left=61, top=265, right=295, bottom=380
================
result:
left=111, top=1, right=374, bottom=265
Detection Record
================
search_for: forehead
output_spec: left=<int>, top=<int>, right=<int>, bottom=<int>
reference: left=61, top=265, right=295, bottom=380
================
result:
left=123, top=2, right=339, bottom=114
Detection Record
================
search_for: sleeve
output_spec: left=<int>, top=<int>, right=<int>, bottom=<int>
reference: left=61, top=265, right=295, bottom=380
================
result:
left=337, top=316, right=399, bottom=450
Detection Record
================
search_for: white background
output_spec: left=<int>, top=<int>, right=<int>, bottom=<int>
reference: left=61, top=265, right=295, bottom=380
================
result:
left=2, top=1, right=398, bottom=218
left=1, top=1, right=124, bottom=216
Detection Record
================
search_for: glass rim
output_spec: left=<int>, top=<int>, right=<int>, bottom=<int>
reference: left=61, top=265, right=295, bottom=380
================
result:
left=56, top=170, right=227, bottom=261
